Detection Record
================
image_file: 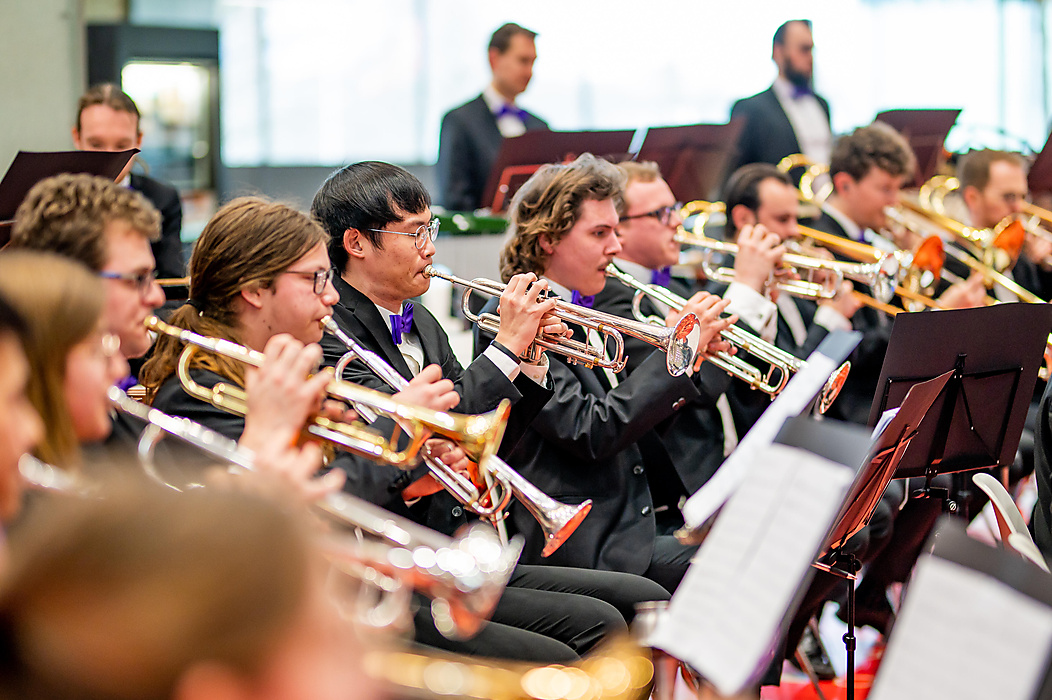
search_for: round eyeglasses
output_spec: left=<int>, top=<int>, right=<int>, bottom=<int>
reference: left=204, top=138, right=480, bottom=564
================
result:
left=367, top=217, right=440, bottom=250
left=620, top=204, right=682, bottom=227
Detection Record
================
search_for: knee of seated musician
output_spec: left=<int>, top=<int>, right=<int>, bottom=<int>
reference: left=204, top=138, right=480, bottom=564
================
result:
left=506, top=565, right=670, bottom=625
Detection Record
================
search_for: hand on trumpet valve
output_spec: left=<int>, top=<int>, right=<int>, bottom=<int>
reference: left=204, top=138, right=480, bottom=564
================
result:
left=242, top=334, right=332, bottom=450
left=819, top=280, right=863, bottom=319
left=936, top=271, right=987, bottom=309
left=401, top=439, right=476, bottom=500
left=495, top=272, right=560, bottom=358
left=673, top=293, right=736, bottom=372
left=393, top=364, right=460, bottom=413
left=733, top=224, right=786, bottom=295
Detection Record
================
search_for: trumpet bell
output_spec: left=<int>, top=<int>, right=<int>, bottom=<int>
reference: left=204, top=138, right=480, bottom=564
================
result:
left=665, top=314, right=703, bottom=376
left=817, top=361, right=852, bottom=416
left=539, top=499, right=592, bottom=557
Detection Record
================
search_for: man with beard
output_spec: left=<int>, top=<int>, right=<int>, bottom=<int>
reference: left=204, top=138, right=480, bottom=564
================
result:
left=724, top=20, right=833, bottom=186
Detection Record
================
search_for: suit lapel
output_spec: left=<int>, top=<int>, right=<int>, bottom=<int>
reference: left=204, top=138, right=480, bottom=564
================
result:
left=333, top=277, right=415, bottom=381
left=761, top=88, right=802, bottom=154
left=410, top=304, right=446, bottom=367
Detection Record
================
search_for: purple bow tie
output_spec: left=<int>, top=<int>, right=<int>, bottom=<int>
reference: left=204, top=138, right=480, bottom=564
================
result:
left=570, top=290, right=594, bottom=308
left=790, top=83, right=814, bottom=99
left=495, top=103, right=529, bottom=122
left=390, top=302, right=414, bottom=345
left=650, top=267, right=672, bottom=287
left=115, top=375, right=137, bottom=392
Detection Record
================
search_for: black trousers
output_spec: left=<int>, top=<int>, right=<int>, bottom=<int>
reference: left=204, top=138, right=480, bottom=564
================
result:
left=643, top=535, right=699, bottom=593
left=413, top=563, right=670, bottom=662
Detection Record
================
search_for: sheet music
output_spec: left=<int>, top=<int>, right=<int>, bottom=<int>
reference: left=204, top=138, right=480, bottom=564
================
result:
left=650, top=443, right=854, bottom=696
left=872, top=407, right=899, bottom=439
left=681, top=352, right=838, bottom=529
left=869, top=556, right=1052, bottom=700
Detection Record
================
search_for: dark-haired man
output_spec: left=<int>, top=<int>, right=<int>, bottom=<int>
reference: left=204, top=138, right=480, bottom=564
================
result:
left=437, top=23, right=550, bottom=211
left=311, top=160, right=673, bottom=664
left=725, top=20, right=832, bottom=185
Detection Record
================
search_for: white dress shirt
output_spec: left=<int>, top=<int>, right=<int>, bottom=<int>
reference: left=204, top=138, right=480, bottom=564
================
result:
left=483, top=85, right=527, bottom=139
left=771, top=77, right=833, bottom=168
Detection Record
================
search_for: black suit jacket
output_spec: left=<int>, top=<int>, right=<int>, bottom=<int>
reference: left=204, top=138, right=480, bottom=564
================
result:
left=130, top=173, right=184, bottom=279
left=592, top=274, right=732, bottom=494
left=471, top=296, right=701, bottom=573
left=436, top=95, right=549, bottom=211
left=318, top=275, right=554, bottom=534
left=723, top=86, right=831, bottom=191
left=807, top=213, right=891, bottom=425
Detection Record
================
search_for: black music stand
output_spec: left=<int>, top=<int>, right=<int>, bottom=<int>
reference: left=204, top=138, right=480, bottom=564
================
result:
left=868, top=303, right=1052, bottom=517
left=0, top=149, right=138, bottom=246
left=875, top=109, right=961, bottom=186
left=1028, top=129, right=1052, bottom=195
left=633, top=120, right=744, bottom=203
left=480, top=130, right=634, bottom=213
left=790, top=370, right=952, bottom=699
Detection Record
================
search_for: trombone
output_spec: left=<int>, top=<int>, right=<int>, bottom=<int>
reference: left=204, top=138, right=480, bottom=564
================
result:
left=604, top=264, right=851, bottom=415
left=145, top=315, right=512, bottom=470
left=321, top=316, right=592, bottom=557
left=424, top=265, right=703, bottom=377
left=108, top=386, right=522, bottom=640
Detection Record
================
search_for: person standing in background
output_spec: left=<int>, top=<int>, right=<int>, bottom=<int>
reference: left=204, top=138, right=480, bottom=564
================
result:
left=437, top=23, right=550, bottom=212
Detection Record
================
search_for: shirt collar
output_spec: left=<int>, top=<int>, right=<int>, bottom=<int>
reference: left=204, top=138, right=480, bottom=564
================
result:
left=772, top=76, right=813, bottom=102
left=612, top=258, right=655, bottom=283
left=372, top=300, right=410, bottom=333
left=544, top=278, right=575, bottom=304
left=483, top=84, right=514, bottom=114
left=821, top=201, right=868, bottom=243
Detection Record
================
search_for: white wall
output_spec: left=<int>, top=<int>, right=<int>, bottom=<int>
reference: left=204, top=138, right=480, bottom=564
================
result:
left=0, top=0, right=85, bottom=173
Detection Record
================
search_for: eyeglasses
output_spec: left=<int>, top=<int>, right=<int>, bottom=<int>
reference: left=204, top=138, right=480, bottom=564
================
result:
left=367, top=217, right=440, bottom=250
left=620, top=204, right=682, bottom=227
left=282, top=267, right=335, bottom=294
left=98, top=269, right=158, bottom=297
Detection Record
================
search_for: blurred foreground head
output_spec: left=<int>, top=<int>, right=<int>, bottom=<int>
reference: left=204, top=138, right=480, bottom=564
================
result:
left=0, top=484, right=375, bottom=700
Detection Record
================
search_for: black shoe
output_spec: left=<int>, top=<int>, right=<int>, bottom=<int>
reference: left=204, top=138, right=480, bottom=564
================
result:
left=793, top=625, right=836, bottom=681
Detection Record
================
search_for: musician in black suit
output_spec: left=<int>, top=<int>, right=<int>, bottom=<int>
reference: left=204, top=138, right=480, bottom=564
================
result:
left=73, top=84, right=185, bottom=278
left=437, top=23, right=550, bottom=211
left=724, top=20, right=833, bottom=188
left=714, top=163, right=861, bottom=434
left=955, top=149, right=1052, bottom=301
left=308, top=160, right=673, bottom=661
left=593, top=161, right=733, bottom=496
left=488, top=153, right=733, bottom=592
left=810, top=123, right=985, bottom=425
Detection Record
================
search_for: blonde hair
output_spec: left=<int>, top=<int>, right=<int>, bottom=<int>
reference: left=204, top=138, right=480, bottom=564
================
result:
left=0, top=484, right=311, bottom=700
left=10, top=173, right=160, bottom=271
left=140, top=197, right=327, bottom=402
left=614, top=161, right=661, bottom=217
left=500, top=153, right=625, bottom=281
left=0, top=251, right=104, bottom=468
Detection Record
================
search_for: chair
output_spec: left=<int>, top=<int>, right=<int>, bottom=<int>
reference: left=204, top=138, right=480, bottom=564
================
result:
left=971, top=472, right=1050, bottom=573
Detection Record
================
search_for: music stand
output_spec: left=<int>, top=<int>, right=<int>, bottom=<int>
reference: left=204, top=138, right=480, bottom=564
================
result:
left=634, top=120, right=744, bottom=203
left=868, top=303, right=1052, bottom=516
left=787, top=370, right=951, bottom=699
left=0, top=149, right=138, bottom=246
left=481, top=130, right=634, bottom=213
left=1028, top=129, right=1052, bottom=195
left=874, top=109, right=961, bottom=186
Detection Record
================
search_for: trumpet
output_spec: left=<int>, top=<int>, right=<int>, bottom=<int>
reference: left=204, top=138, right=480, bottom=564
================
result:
left=18, top=453, right=95, bottom=496
left=322, top=316, right=592, bottom=557
left=108, top=386, right=522, bottom=640
left=674, top=221, right=899, bottom=304
left=604, top=264, right=850, bottom=414
left=423, top=266, right=703, bottom=377
left=145, top=315, right=511, bottom=470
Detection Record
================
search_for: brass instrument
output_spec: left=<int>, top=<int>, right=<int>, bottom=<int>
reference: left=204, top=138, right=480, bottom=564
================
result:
left=108, top=386, right=522, bottom=640
left=364, top=634, right=655, bottom=700
left=604, top=265, right=850, bottom=414
left=145, top=315, right=511, bottom=470
left=18, top=454, right=95, bottom=496
left=423, top=266, right=703, bottom=377
left=778, top=153, right=833, bottom=205
left=675, top=225, right=894, bottom=303
left=322, top=316, right=592, bottom=557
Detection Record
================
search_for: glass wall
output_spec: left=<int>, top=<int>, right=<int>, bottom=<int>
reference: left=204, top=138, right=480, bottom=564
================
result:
left=131, top=0, right=1052, bottom=166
